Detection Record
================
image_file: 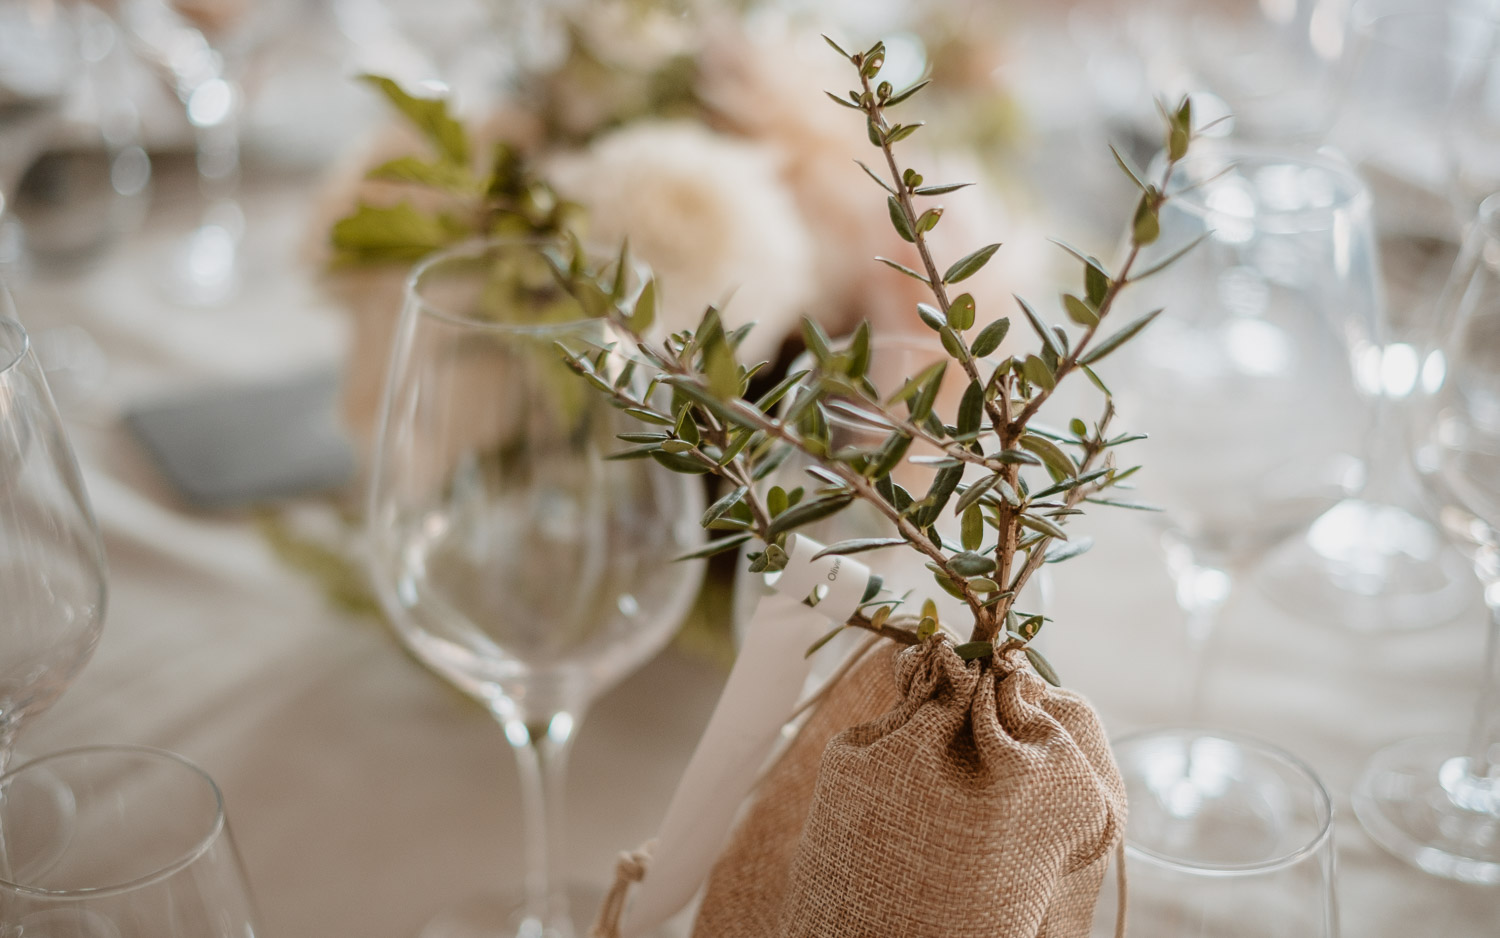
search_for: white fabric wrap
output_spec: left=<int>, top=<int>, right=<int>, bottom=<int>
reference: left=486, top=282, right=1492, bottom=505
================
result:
left=619, top=534, right=872, bottom=937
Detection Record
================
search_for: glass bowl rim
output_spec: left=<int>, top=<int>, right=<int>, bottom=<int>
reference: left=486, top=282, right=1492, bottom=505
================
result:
left=405, top=236, right=638, bottom=338
left=1112, top=726, right=1336, bottom=876
left=0, top=744, right=227, bottom=899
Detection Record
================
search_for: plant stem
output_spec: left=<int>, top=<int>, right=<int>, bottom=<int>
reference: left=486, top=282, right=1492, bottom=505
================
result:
left=857, top=71, right=1009, bottom=442
left=1008, top=150, right=1185, bottom=433
left=1009, top=241, right=1142, bottom=433
left=730, top=399, right=988, bottom=622
left=977, top=401, right=1114, bottom=646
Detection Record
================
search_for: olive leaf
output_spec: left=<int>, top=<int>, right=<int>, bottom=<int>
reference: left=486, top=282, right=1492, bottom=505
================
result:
left=358, top=74, right=468, bottom=165
left=943, top=243, right=1001, bottom=284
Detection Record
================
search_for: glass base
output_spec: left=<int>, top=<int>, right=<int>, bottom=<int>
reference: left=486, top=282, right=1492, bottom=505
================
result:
left=1113, top=728, right=1330, bottom=867
left=419, top=884, right=683, bottom=938
left=1353, top=735, right=1500, bottom=885
left=1259, top=499, right=1476, bottom=633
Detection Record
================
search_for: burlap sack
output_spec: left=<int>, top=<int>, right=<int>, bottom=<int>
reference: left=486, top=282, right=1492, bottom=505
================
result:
left=692, top=636, right=1125, bottom=938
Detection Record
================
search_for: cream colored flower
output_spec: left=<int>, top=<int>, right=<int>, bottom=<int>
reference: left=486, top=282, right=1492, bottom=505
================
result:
left=546, top=120, right=816, bottom=363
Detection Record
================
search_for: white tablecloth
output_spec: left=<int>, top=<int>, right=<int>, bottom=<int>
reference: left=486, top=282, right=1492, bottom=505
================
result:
left=11, top=106, right=1500, bottom=938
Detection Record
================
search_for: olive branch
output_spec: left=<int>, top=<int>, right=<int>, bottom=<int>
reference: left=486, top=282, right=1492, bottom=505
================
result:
left=556, top=38, right=1206, bottom=682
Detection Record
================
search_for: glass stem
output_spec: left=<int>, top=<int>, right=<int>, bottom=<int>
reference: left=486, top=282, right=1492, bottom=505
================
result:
left=0, top=727, right=14, bottom=777
left=0, top=732, right=15, bottom=882
left=1464, top=572, right=1500, bottom=789
left=502, top=709, right=579, bottom=938
left=1165, top=539, right=1233, bottom=721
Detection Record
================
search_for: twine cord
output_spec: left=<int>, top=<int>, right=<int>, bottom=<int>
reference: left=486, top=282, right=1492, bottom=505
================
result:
left=1114, top=837, right=1128, bottom=938
left=589, top=842, right=654, bottom=938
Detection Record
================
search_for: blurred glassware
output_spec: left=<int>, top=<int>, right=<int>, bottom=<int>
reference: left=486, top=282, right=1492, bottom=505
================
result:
left=1095, top=730, right=1339, bottom=938
left=1260, top=0, right=1493, bottom=634
left=0, top=745, right=263, bottom=937
left=9, top=1, right=151, bottom=270
left=0, top=3, right=147, bottom=411
left=1140, top=0, right=1349, bottom=143
left=366, top=239, right=706, bottom=938
left=0, top=0, right=72, bottom=205
left=0, top=0, right=74, bottom=279
left=732, top=334, right=1050, bottom=674
left=1117, top=144, right=1376, bottom=714
left=115, top=0, right=294, bottom=306
left=0, top=291, right=108, bottom=776
left=1353, top=190, right=1500, bottom=884
left=1329, top=0, right=1500, bottom=215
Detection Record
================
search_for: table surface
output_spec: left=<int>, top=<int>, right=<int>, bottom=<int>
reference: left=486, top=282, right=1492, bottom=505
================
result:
left=11, top=22, right=1500, bottom=938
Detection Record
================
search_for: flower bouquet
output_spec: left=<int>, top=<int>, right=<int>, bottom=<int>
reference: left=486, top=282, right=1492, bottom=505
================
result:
left=316, top=3, right=1039, bottom=454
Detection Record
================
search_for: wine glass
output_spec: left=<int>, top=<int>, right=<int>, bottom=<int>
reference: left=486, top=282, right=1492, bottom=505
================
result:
left=1114, top=144, right=1377, bottom=715
left=1261, top=0, right=1500, bottom=634
left=366, top=239, right=707, bottom=937
left=1353, top=190, right=1500, bottom=884
left=0, top=745, right=262, bottom=935
left=0, top=290, right=107, bottom=775
left=114, top=0, right=293, bottom=306
left=1095, top=731, right=1338, bottom=937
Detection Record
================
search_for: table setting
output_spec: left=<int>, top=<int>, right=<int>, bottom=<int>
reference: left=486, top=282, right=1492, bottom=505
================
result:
left=3, top=1, right=1500, bottom=937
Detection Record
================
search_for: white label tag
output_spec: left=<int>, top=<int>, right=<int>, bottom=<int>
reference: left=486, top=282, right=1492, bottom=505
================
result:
left=619, top=535, right=872, bottom=937
left=765, top=533, right=874, bottom=625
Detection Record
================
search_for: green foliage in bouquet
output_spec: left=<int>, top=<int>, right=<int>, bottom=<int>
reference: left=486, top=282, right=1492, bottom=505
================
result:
left=330, top=76, right=581, bottom=265
left=557, top=39, right=1209, bottom=682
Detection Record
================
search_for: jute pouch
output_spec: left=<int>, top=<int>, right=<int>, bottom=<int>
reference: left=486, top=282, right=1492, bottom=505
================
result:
left=692, top=636, right=1125, bottom=938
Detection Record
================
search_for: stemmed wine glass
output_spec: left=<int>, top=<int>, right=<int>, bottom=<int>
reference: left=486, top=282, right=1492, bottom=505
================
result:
left=114, top=0, right=293, bottom=306
left=1353, top=190, right=1500, bottom=884
left=367, top=239, right=706, bottom=938
left=1112, top=145, right=1377, bottom=849
left=1259, top=0, right=1500, bottom=633
left=1108, top=142, right=1373, bottom=883
left=0, top=288, right=108, bottom=775
left=1116, top=143, right=1378, bottom=720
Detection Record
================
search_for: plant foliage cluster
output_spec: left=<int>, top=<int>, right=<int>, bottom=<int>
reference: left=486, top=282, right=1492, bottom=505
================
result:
left=554, top=39, right=1208, bottom=682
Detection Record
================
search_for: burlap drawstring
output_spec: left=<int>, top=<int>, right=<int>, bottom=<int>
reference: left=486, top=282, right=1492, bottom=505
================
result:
left=589, top=842, right=654, bottom=938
